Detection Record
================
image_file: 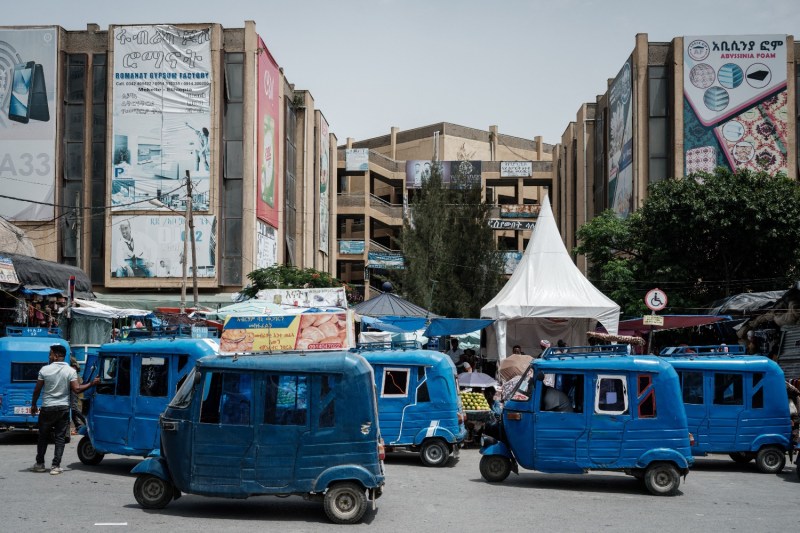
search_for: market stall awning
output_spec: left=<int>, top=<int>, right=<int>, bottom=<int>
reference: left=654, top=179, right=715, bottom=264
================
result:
left=353, top=291, right=438, bottom=318
left=423, top=318, right=494, bottom=337
left=360, top=315, right=427, bottom=333
left=619, top=314, right=732, bottom=334
left=1, top=252, right=93, bottom=299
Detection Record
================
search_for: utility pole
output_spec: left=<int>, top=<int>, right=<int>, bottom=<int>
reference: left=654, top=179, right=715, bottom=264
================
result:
left=180, top=172, right=191, bottom=313
left=188, top=175, right=198, bottom=308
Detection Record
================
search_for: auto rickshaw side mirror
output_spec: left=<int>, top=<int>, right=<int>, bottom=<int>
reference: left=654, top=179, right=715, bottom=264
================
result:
left=536, top=371, right=545, bottom=382
left=194, top=371, right=203, bottom=385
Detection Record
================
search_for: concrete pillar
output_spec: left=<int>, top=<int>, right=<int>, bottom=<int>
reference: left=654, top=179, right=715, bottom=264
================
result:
left=391, top=127, right=399, bottom=160
left=489, top=125, right=498, bottom=161
left=346, top=137, right=354, bottom=149
left=535, top=136, right=543, bottom=161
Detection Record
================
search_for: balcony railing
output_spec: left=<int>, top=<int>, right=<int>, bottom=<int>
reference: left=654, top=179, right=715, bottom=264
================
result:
left=369, top=194, right=402, bottom=219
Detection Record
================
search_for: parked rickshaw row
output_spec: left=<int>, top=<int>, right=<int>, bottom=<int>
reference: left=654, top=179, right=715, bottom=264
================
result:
left=1, top=326, right=797, bottom=524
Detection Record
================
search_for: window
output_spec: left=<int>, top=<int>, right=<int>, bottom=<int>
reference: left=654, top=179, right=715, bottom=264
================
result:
left=681, top=371, right=704, bottom=404
left=637, top=374, right=656, bottom=418
left=139, top=357, right=169, bottom=397
left=713, top=373, right=743, bottom=405
left=540, top=373, right=583, bottom=413
left=381, top=368, right=409, bottom=397
left=264, top=374, right=308, bottom=425
left=595, top=375, right=628, bottom=415
left=751, top=372, right=764, bottom=409
left=200, top=371, right=253, bottom=425
left=648, top=65, right=670, bottom=184
left=319, top=375, right=336, bottom=428
left=169, top=368, right=196, bottom=409
left=11, top=362, right=46, bottom=382
left=97, top=357, right=131, bottom=396
left=417, top=380, right=431, bottom=403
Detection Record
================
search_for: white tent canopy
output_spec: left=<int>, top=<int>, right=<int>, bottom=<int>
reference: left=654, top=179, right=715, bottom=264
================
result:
left=481, top=194, right=620, bottom=360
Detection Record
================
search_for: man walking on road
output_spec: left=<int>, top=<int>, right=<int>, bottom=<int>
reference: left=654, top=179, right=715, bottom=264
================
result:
left=30, top=345, right=99, bottom=475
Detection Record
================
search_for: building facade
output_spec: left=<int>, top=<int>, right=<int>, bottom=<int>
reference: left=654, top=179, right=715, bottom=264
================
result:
left=553, top=33, right=799, bottom=271
left=0, top=22, right=337, bottom=308
left=335, top=123, right=552, bottom=299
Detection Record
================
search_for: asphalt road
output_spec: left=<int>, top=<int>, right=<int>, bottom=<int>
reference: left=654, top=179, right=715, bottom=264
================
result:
left=1, top=432, right=798, bottom=532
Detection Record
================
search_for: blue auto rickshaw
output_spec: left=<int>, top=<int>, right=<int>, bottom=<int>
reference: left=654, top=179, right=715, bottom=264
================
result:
left=0, top=327, right=70, bottom=432
left=480, top=345, right=694, bottom=496
left=76, top=336, right=219, bottom=465
left=131, top=350, right=385, bottom=524
left=360, top=345, right=466, bottom=466
left=660, top=344, right=793, bottom=474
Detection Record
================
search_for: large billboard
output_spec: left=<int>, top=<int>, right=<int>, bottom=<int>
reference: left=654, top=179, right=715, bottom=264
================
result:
left=319, top=115, right=330, bottom=254
left=111, top=25, right=211, bottom=212
left=220, top=311, right=354, bottom=353
left=256, top=37, right=280, bottom=228
left=0, top=28, right=57, bottom=221
left=607, top=56, right=634, bottom=218
left=684, top=35, right=788, bottom=176
left=405, top=160, right=482, bottom=189
left=110, top=214, right=216, bottom=278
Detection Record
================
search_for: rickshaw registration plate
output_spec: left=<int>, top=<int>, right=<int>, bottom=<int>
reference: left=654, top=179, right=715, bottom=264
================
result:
left=14, top=406, right=31, bottom=414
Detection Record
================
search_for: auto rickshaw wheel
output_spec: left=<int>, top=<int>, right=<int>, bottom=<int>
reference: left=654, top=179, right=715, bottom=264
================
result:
left=420, top=439, right=450, bottom=467
left=133, top=474, right=174, bottom=509
left=729, top=452, right=754, bottom=464
left=323, top=482, right=367, bottom=524
left=756, top=446, right=786, bottom=474
left=479, top=455, right=511, bottom=483
left=77, top=436, right=104, bottom=465
left=644, top=463, right=680, bottom=496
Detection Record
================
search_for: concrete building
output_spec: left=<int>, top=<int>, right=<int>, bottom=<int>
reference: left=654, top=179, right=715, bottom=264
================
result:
left=553, top=33, right=798, bottom=271
left=0, top=22, right=337, bottom=308
left=335, top=123, right=553, bottom=299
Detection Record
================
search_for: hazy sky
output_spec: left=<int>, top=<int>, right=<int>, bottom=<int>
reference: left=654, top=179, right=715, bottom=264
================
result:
left=4, top=0, right=799, bottom=145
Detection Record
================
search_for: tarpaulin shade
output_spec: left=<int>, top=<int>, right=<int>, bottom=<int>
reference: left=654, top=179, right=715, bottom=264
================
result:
left=354, top=292, right=438, bottom=318
left=1, top=252, right=93, bottom=298
left=618, top=314, right=732, bottom=334
left=360, top=315, right=427, bottom=333
left=424, top=318, right=494, bottom=337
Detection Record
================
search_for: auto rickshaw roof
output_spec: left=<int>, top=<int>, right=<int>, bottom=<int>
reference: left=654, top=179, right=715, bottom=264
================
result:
left=195, top=350, right=371, bottom=375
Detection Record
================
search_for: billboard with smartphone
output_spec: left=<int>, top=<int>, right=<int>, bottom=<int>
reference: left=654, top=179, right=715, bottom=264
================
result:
left=256, top=36, right=280, bottom=228
left=111, top=25, right=212, bottom=213
left=0, top=28, right=57, bottom=221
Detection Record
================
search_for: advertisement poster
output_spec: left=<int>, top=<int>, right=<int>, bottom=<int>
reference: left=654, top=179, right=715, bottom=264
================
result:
left=110, top=214, right=216, bottom=278
left=607, top=56, right=633, bottom=218
left=220, top=311, right=353, bottom=353
left=500, top=161, right=533, bottom=177
left=367, top=252, right=404, bottom=270
left=256, top=36, right=280, bottom=228
left=488, top=219, right=535, bottom=231
left=256, top=220, right=277, bottom=269
left=683, top=35, right=788, bottom=176
left=111, top=25, right=211, bottom=213
left=405, top=160, right=451, bottom=188
left=254, top=287, right=347, bottom=308
left=338, top=240, right=365, bottom=255
left=500, top=204, right=540, bottom=218
left=319, top=115, right=330, bottom=254
left=345, top=148, right=369, bottom=171
left=0, top=28, right=57, bottom=221
left=0, top=256, right=20, bottom=283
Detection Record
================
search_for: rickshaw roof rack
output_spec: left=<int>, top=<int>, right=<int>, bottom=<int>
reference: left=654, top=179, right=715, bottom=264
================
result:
left=5, top=326, right=62, bottom=338
left=541, top=344, right=631, bottom=359
left=659, top=344, right=746, bottom=357
left=123, top=325, right=219, bottom=340
left=354, top=340, right=422, bottom=351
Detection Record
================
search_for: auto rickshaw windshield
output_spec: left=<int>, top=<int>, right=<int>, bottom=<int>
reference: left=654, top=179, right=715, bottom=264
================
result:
left=169, top=368, right=197, bottom=408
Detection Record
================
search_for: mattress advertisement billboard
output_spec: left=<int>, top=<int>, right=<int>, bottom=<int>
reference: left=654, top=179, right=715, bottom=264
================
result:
left=683, top=35, right=788, bottom=176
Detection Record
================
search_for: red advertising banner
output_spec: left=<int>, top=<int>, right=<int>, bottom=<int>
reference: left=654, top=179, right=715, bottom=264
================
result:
left=256, top=37, right=280, bottom=228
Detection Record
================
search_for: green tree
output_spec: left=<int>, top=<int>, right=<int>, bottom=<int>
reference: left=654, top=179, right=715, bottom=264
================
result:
left=398, top=160, right=505, bottom=317
left=576, top=168, right=800, bottom=316
left=242, top=264, right=362, bottom=304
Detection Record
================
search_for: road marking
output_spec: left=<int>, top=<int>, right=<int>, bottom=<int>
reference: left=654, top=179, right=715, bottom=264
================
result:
left=94, top=523, right=128, bottom=526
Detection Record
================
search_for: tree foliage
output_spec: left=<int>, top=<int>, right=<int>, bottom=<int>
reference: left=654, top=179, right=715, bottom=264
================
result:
left=242, top=264, right=361, bottom=304
left=576, top=168, right=800, bottom=316
left=397, top=161, right=505, bottom=317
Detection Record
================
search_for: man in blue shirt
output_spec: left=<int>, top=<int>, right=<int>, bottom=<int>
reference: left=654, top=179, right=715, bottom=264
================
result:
left=30, top=345, right=98, bottom=475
